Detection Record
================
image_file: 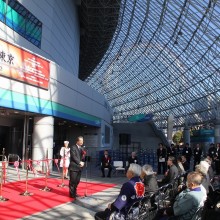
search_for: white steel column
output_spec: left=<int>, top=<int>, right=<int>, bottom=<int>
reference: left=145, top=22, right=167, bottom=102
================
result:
left=32, top=116, right=54, bottom=171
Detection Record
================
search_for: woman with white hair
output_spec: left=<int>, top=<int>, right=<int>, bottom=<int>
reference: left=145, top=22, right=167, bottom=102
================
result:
left=141, top=164, right=158, bottom=194
left=94, top=163, right=145, bottom=220
left=204, top=157, right=214, bottom=180
left=195, top=160, right=210, bottom=194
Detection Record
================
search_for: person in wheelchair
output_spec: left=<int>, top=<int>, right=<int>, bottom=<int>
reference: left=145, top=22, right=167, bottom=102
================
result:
left=94, top=163, right=145, bottom=220
left=157, top=156, right=179, bottom=187
left=153, top=171, right=206, bottom=220
left=141, top=164, right=158, bottom=195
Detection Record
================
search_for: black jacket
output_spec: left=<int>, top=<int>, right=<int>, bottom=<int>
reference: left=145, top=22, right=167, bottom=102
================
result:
left=193, top=148, right=202, bottom=161
left=128, top=156, right=138, bottom=165
left=101, top=155, right=112, bottom=167
left=157, top=148, right=167, bottom=162
left=208, top=146, right=216, bottom=159
left=69, top=144, right=83, bottom=171
left=182, top=147, right=192, bottom=159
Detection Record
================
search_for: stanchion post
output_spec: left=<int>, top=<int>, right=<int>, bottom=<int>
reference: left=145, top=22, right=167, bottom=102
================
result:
left=20, top=147, right=33, bottom=196
left=0, top=148, right=9, bottom=202
left=40, top=148, right=51, bottom=192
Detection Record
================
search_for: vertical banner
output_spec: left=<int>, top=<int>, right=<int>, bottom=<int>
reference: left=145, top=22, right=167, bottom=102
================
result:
left=0, top=39, right=50, bottom=90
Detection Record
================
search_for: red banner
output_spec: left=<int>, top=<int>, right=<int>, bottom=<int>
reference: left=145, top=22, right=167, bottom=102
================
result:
left=0, top=39, right=50, bottom=90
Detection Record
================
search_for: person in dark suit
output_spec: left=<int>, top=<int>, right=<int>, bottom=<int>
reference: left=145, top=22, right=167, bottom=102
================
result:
left=101, top=150, right=112, bottom=177
left=157, top=143, right=167, bottom=175
left=181, top=155, right=190, bottom=171
left=214, top=143, right=220, bottom=175
left=182, top=143, right=192, bottom=167
left=127, top=152, right=138, bottom=167
left=193, top=144, right=203, bottom=170
left=167, top=144, right=177, bottom=159
left=69, top=136, right=85, bottom=198
left=208, top=143, right=216, bottom=160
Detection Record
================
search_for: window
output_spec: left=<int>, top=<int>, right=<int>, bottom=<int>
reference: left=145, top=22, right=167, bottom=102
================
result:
left=0, top=0, right=42, bottom=47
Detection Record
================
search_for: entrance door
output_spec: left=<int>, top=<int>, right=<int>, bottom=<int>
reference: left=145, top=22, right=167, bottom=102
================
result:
left=0, top=126, right=10, bottom=155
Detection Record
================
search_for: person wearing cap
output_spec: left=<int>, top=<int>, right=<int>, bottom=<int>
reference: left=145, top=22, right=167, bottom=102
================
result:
left=60, top=140, right=70, bottom=179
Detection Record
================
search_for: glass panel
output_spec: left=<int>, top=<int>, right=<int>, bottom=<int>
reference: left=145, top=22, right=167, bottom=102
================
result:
left=0, top=0, right=42, bottom=48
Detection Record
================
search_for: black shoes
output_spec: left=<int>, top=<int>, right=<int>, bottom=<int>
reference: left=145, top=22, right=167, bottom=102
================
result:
left=70, top=194, right=80, bottom=198
left=102, top=174, right=111, bottom=177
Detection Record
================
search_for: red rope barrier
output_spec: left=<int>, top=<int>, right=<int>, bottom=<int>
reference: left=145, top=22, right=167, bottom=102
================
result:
left=4, top=158, right=62, bottom=180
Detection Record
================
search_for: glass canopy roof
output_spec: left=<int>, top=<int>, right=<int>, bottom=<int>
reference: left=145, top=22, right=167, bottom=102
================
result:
left=85, top=0, right=220, bottom=129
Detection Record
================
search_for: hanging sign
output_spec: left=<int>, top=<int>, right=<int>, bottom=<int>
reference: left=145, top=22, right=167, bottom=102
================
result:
left=0, top=39, right=50, bottom=89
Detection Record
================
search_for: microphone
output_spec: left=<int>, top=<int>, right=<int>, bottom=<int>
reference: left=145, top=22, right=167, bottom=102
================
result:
left=81, top=145, right=87, bottom=151
left=81, top=146, right=87, bottom=156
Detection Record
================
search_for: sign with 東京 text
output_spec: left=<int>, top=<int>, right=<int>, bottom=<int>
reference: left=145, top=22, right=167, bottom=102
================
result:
left=0, top=39, right=50, bottom=90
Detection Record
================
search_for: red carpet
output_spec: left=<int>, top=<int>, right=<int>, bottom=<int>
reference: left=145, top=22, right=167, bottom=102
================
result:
left=0, top=178, right=116, bottom=220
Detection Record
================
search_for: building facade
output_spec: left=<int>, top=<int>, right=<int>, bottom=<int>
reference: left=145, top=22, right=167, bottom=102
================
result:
left=0, top=0, right=113, bottom=168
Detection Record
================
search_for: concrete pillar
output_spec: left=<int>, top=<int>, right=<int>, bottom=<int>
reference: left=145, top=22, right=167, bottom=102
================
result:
left=214, top=119, right=220, bottom=144
left=183, top=124, right=190, bottom=145
left=32, top=116, right=54, bottom=171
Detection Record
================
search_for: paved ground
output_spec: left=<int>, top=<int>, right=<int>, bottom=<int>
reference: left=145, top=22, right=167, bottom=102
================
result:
left=3, top=163, right=128, bottom=220
left=4, top=162, right=220, bottom=220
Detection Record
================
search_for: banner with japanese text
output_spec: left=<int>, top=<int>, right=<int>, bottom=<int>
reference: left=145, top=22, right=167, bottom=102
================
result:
left=0, top=39, right=50, bottom=90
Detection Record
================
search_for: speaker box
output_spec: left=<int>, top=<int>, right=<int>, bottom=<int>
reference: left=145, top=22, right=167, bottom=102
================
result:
left=119, top=133, right=131, bottom=145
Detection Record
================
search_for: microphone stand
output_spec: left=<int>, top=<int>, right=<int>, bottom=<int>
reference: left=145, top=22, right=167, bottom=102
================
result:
left=81, top=149, right=96, bottom=200
left=84, top=149, right=88, bottom=197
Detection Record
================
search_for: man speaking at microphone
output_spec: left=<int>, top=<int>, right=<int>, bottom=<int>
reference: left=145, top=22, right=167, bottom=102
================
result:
left=69, top=136, right=85, bottom=199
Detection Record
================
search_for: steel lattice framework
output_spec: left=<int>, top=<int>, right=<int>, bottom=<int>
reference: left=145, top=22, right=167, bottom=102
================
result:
left=84, top=0, right=220, bottom=129
left=79, top=0, right=120, bottom=80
